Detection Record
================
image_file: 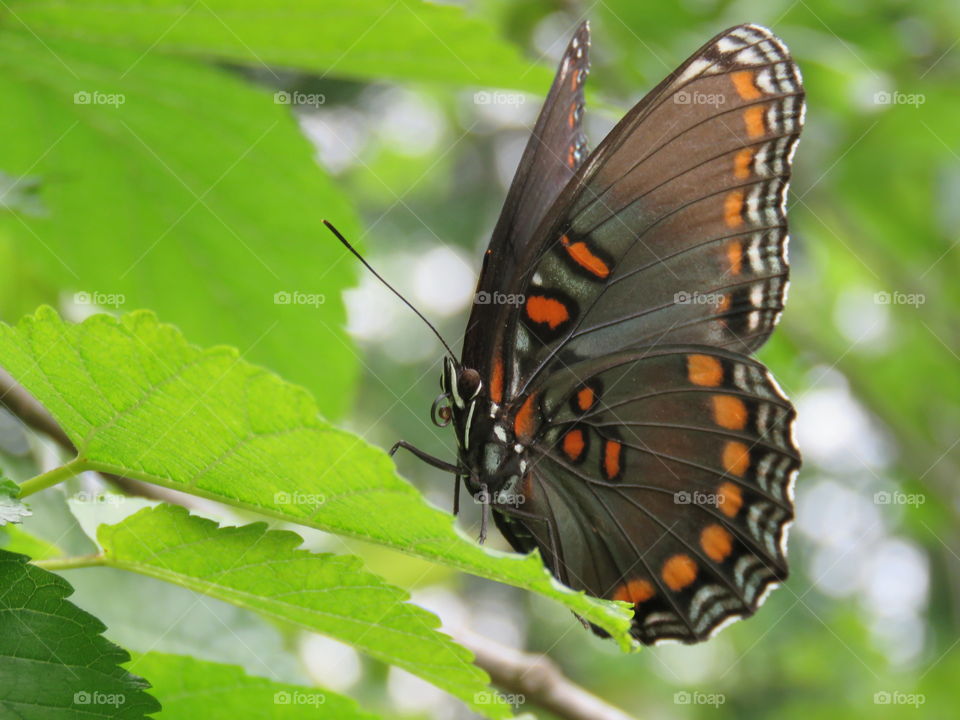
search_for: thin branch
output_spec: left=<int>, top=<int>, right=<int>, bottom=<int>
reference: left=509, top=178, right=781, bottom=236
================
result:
left=0, top=367, right=176, bottom=502
left=456, top=628, right=637, bottom=720
left=0, top=367, right=73, bottom=449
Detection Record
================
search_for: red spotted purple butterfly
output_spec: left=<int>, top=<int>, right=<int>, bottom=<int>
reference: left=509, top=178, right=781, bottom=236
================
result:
left=328, top=21, right=803, bottom=645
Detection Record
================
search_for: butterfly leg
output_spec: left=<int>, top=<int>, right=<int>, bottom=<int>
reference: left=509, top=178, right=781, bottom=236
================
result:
left=389, top=440, right=461, bottom=473
left=478, top=483, right=489, bottom=544
left=453, top=474, right=462, bottom=516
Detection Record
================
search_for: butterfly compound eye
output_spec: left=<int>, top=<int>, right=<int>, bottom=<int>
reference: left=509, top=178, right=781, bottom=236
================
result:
left=457, top=368, right=482, bottom=400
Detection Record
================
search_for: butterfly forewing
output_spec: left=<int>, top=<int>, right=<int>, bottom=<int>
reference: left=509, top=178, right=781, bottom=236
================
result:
left=463, top=21, right=591, bottom=400
left=507, top=25, right=804, bottom=395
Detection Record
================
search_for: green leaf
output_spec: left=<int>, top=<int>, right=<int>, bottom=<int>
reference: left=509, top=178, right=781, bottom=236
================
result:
left=0, top=549, right=160, bottom=718
left=128, top=651, right=381, bottom=719
left=0, top=31, right=359, bottom=418
left=2, top=308, right=635, bottom=648
left=0, top=477, right=30, bottom=525
left=8, top=0, right=553, bottom=90
left=0, top=524, right=61, bottom=559
left=94, top=504, right=511, bottom=719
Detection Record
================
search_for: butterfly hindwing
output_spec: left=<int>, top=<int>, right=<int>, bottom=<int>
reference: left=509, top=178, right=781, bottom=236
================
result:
left=494, top=345, right=799, bottom=643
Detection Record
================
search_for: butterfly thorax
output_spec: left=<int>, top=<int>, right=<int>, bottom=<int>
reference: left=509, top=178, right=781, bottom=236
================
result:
left=440, top=357, right=529, bottom=502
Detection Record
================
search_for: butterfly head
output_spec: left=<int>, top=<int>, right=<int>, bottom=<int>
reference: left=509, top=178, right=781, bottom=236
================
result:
left=436, top=356, right=528, bottom=498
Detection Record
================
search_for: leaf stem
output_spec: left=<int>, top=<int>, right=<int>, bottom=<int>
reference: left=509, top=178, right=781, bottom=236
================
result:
left=18, top=458, right=87, bottom=497
left=33, top=553, right=104, bottom=571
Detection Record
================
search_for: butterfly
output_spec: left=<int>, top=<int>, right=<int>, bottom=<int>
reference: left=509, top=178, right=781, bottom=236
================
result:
left=354, top=21, right=804, bottom=645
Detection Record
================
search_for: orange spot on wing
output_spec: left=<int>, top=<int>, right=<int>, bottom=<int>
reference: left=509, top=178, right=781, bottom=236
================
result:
left=701, top=524, right=734, bottom=562
left=603, top=439, right=622, bottom=479
left=514, top=393, right=539, bottom=443
left=732, top=70, right=762, bottom=100
left=733, top=147, right=754, bottom=179
left=526, top=295, right=570, bottom=329
left=576, top=386, right=595, bottom=412
left=561, top=235, right=610, bottom=278
left=712, top=395, right=748, bottom=430
left=662, top=554, right=698, bottom=591
left=613, top=578, right=655, bottom=604
left=568, top=103, right=577, bottom=128
left=562, top=428, right=586, bottom=461
left=489, top=355, right=504, bottom=404
left=744, top=105, right=766, bottom=138
left=717, top=481, right=744, bottom=518
left=727, top=239, right=743, bottom=275
left=724, top=190, right=744, bottom=228
left=722, top=441, right=750, bottom=477
left=688, top=354, right=723, bottom=387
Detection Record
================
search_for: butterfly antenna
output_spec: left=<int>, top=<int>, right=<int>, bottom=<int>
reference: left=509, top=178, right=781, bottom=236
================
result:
left=323, top=220, right=459, bottom=362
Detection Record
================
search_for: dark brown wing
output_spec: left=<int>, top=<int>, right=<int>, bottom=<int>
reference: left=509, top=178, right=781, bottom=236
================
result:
left=501, top=24, right=804, bottom=400
left=494, top=345, right=799, bottom=644
left=462, top=21, right=591, bottom=402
